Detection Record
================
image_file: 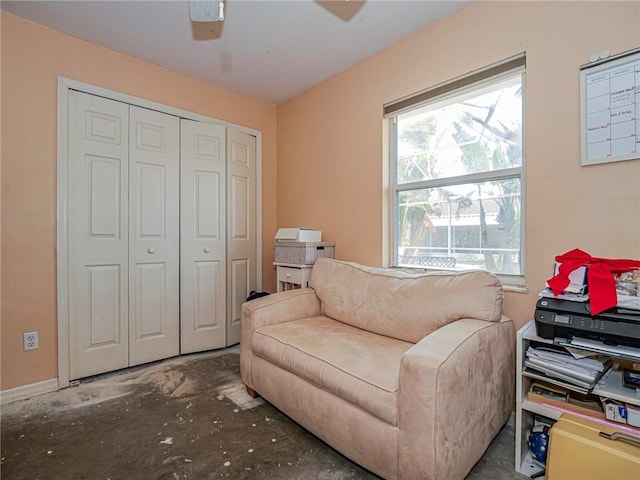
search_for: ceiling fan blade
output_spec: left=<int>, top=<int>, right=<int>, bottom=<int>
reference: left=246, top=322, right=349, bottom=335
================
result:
left=315, top=0, right=366, bottom=21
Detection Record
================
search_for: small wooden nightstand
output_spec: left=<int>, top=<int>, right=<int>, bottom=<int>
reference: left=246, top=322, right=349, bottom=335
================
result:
left=274, top=262, right=314, bottom=292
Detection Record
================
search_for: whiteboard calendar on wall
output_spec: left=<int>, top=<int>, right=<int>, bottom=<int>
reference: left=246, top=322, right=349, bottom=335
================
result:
left=580, top=48, right=640, bottom=166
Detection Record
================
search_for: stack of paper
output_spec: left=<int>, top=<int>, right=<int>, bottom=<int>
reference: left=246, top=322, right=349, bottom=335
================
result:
left=538, top=288, right=589, bottom=303
left=525, top=345, right=611, bottom=390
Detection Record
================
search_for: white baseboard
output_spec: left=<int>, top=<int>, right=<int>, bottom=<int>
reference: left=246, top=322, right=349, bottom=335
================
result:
left=0, top=378, right=58, bottom=405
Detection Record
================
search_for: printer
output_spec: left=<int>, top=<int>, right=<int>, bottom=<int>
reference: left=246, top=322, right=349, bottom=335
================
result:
left=535, top=297, right=640, bottom=348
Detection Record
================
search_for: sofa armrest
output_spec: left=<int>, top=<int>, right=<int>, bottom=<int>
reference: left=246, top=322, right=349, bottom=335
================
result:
left=398, top=317, right=515, bottom=480
left=240, top=288, right=321, bottom=389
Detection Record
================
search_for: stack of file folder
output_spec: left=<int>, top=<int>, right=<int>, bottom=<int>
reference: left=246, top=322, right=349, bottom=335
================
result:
left=525, top=345, right=611, bottom=393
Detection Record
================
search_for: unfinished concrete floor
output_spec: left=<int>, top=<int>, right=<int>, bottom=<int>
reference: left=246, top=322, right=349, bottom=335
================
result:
left=1, top=348, right=528, bottom=480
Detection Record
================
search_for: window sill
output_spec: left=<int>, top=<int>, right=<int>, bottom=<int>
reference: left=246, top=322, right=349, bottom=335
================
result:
left=503, top=284, right=529, bottom=294
left=392, top=266, right=528, bottom=293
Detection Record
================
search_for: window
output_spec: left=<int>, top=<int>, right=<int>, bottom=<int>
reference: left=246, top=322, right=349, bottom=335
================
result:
left=387, top=55, right=525, bottom=284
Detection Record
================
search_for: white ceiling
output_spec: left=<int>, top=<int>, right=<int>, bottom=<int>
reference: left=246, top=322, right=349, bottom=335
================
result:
left=1, top=0, right=471, bottom=104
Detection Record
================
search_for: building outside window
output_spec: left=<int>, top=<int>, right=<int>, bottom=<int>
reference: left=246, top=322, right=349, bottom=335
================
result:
left=386, top=55, right=525, bottom=285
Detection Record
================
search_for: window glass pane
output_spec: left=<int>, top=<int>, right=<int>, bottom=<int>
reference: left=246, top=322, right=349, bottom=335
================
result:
left=396, top=75, right=522, bottom=184
left=397, top=178, right=521, bottom=275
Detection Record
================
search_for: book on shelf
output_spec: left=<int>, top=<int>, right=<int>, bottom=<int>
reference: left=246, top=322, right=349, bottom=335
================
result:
left=523, top=367, right=591, bottom=395
left=525, top=345, right=611, bottom=389
left=524, top=362, right=596, bottom=389
left=529, top=381, right=568, bottom=402
left=527, top=381, right=605, bottom=419
left=527, top=345, right=609, bottom=372
left=525, top=356, right=601, bottom=383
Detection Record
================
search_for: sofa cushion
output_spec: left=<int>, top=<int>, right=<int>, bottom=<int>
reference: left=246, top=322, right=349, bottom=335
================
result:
left=309, top=258, right=504, bottom=343
left=252, top=316, right=413, bottom=425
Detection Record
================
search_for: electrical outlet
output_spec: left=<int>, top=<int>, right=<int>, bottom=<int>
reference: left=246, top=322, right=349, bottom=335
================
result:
left=24, top=331, right=39, bottom=351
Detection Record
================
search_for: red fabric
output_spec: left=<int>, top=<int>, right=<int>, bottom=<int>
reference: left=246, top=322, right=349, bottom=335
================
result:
left=547, top=249, right=640, bottom=315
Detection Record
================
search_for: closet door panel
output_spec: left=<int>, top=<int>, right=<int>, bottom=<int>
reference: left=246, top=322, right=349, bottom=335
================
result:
left=68, top=91, right=130, bottom=380
left=134, top=262, right=166, bottom=337
left=226, top=129, right=257, bottom=345
left=128, top=106, right=180, bottom=366
left=229, top=258, right=250, bottom=344
left=86, top=265, right=122, bottom=345
left=181, top=120, right=227, bottom=353
left=196, top=171, right=222, bottom=236
left=194, top=260, right=223, bottom=329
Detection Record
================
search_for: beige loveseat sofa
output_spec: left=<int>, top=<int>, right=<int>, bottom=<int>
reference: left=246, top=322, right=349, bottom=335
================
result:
left=240, top=258, right=515, bottom=480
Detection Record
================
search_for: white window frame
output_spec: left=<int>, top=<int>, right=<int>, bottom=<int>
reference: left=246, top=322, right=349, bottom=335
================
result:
left=385, top=55, right=526, bottom=288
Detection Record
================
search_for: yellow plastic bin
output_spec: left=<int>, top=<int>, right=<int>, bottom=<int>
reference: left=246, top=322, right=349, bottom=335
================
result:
left=546, top=414, right=640, bottom=480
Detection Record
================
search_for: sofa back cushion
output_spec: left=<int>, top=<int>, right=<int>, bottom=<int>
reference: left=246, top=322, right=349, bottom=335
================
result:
left=308, top=258, right=503, bottom=343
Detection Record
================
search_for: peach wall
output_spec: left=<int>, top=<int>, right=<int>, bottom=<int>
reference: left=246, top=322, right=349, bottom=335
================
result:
left=0, top=12, right=277, bottom=390
left=277, top=1, right=640, bottom=331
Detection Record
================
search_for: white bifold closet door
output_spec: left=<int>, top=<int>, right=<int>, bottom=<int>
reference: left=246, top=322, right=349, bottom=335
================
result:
left=226, top=128, right=257, bottom=346
left=68, top=91, right=180, bottom=379
left=180, top=119, right=227, bottom=354
left=128, top=105, right=180, bottom=366
left=66, top=90, right=256, bottom=380
left=68, top=92, right=130, bottom=379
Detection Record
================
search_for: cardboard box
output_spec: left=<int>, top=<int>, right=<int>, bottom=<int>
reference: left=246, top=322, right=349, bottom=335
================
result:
left=626, top=403, right=640, bottom=427
left=275, top=228, right=322, bottom=242
left=602, top=400, right=627, bottom=424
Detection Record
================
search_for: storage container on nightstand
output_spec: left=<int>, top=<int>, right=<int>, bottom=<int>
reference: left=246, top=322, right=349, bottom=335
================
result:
left=273, top=241, right=335, bottom=265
